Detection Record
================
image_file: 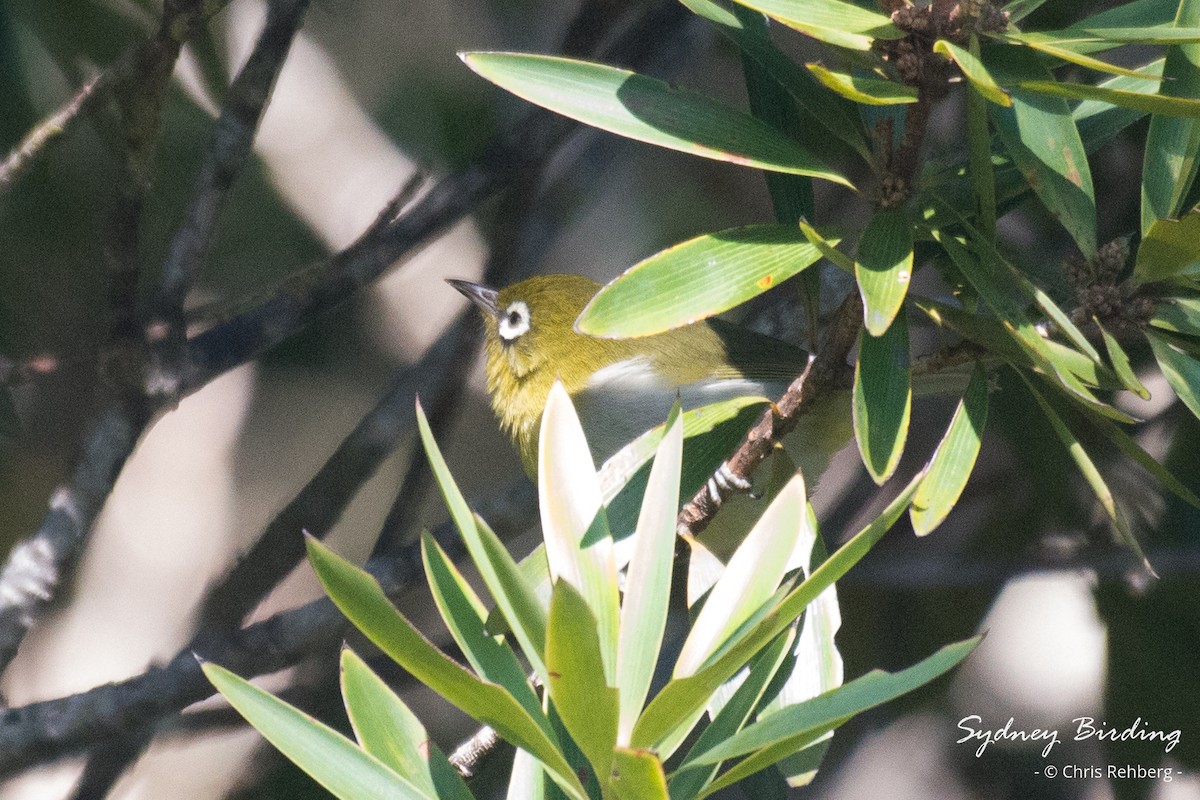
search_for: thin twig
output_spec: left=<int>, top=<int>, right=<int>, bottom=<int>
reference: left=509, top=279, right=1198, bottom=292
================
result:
left=0, top=74, right=108, bottom=198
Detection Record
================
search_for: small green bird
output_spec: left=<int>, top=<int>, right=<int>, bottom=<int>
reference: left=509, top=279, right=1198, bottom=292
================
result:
left=449, top=274, right=852, bottom=482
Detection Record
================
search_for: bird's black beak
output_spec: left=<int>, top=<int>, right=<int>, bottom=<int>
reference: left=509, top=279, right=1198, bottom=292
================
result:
left=447, top=278, right=500, bottom=317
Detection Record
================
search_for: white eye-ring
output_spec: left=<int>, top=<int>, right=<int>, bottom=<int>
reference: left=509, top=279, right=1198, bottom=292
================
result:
left=498, top=301, right=530, bottom=341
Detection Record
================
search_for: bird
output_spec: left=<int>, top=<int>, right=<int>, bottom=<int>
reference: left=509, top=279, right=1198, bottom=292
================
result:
left=448, top=274, right=853, bottom=487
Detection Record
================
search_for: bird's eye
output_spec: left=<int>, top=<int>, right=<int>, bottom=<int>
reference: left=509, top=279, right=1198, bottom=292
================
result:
left=497, top=301, right=531, bottom=342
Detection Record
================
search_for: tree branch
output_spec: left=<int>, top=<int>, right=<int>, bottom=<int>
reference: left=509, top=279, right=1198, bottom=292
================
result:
left=0, top=480, right=535, bottom=776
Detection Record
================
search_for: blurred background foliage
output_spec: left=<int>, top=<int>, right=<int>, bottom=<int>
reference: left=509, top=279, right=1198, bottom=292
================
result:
left=1, top=0, right=1199, bottom=798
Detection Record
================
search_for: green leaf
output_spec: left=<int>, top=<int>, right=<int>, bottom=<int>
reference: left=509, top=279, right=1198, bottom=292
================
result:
left=690, top=639, right=980, bottom=796
left=986, top=46, right=1096, bottom=256
left=1136, top=211, right=1200, bottom=284
left=1019, top=377, right=1155, bottom=576
left=804, top=63, right=918, bottom=105
left=964, top=36, right=998, bottom=240
left=910, top=366, right=989, bottom=535
left=1097, top=320, right=1151, bottom=399
left=340, top=649, right=472, bottom=800
left=1085, top=409, right=1200, bottom=510
left=305, top=538, right=587, bottom=800
left=853, top=311, right=912, bottom=484
left=737, top=7, right=820, bottom=342
left=499, top=396, right=771, bottom=637
left=507, top=749, right=545, bottom=800
left=421, top=533, right=543, bottom=721
left=798, top=219, right=856, bottom=276
left=1004, top=32, right=1170, bottom=79
left=683, top=0, right=872, bottom=163
left=616, top=404, right=682, bottom=744
left=1018, top=79, right=1200, bottom=117
left=1074, top=59, right=1165, bottom=147
left=761, top=502, right=842, bottom=722
left=670, top=628, right=797, bottom=799
left=1004, top=0, right=1049, bottom=24
left=856, top=207, right=915, bottom=336
left=461, top=53, right=850, bottom=185
left=1149, top=330, right=1200, bottom=420
left=774, top=739, right=832, bottom=789
left=417, top=400, right=550, bottom=682
left=631, top=474, right=923, bottom=751
left=934, top=227, right=1133, bottom=422
left=611, top=747, right=669, bottom=800
left=576, top=226, right=835, bottom=338
left=203, top=662, right=432, bottom=800
left=1142, top=0, right=1200, bottom=234
left=934, top=40, right=1011, bottom=106
left=738, top=10, right=815, bottom=225
left=730, top=0, right=902, bottom=50
left=539, top=382, right=621, bottom=682
left=546, top=581, right=620, bottom=790
left=675, top=474, right=807, bottom=677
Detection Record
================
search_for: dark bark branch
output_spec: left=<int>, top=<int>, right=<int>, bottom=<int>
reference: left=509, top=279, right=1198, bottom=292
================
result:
left=151, top=0, right=312, bottom=329
left=0, top=480, right=536, bottom=777
left=180, top=0, right=694, bottom=392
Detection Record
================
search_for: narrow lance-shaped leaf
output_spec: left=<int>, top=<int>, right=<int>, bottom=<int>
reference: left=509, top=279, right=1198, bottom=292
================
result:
left=1096, top=319, right=1150, bottom=399
left=683, top=0, right=872, bottom=163
left=422, top=533, right=543, bottom=721
left=691, top=638, right=981, bottom=797
left=761, top=457, right=843, bottom=720
left=964, top=34, right=998, bottom=241
left=910, top=366, right=989, bottom=535
left=611, top=747, right=670, bottom=800
left=730, top=0, right=902, bottom=51
left=675, top=474, right=807, bottom=677
left=539, top=382, right=621, bottom=682
left=1150, top=296, right=1200, bottom=335
left=1003, top=31, right=1170, bottom=80
left=804, top=63, right=918, bottom=105
left=1141, top=0, right=1200, bottom=234
left=1084, top=406, right=1200, bottom=510
left=1135, top=210, right=1200, bottom=284
left=737, top=6, right=821, bottom=346
left=986, top=45, right=1096, bottom=256
left=1019, top=376, right=1155, bottom=577
left=1018, top=79, right=1200, bottom=117
left=670, top=628, right=797, bottom=799
left=799, top=219, right=856, bottom=276
left=203, top=662, right=433, bottom=800
left=507, top=749, right=545, bottom=800
left=1074, top=58, right=1165, bottom=149
left=546, top=581, right=620, bottom=791
left=631, top=473, right=924, bottom=751
left=305, top=538, right=589, bottom=800
left=934, top=227, right=1134, bottom=423
left=461, top=53, right=851, bottom=185
left=856, top=206, right=914, bottom=336
left=500, top=396, right=771, bottom=636
left=340, top=649, right=473, bottom=800
left=617, top=403, right=682, bottom=744
left=576, top=226, right=836, bottom=338
left=853, top=310, right=912, bottom=484
left=1148, top=330, right=1200, bottom=421
left=934, top=39, right=1011, bottom=106
left=417, top=400, right=550, bottom=682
